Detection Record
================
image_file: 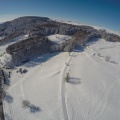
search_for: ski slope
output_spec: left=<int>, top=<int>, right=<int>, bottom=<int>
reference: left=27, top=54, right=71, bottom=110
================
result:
left=66, top=39, right=120, bottom=120
left=3, top=38, right=120, bottom=120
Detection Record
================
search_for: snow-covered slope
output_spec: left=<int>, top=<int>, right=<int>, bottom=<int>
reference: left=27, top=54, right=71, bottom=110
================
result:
left=3, top=38, right=120, bottom=120
left=66, top=39, right=120, bottom=120
left=47, top=34, right=71, bottom=44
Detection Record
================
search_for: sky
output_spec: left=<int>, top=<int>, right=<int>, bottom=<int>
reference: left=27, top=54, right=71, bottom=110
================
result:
left=0, top=0, right=120, bottom=31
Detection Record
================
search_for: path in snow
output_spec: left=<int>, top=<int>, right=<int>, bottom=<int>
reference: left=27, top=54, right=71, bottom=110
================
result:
left=59, top=52, right=74, bottom=120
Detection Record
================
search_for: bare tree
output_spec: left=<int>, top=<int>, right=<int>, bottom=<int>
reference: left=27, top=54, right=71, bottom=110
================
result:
left=22, top=100, right=30, bottom=108
left=65, top=72, right=70, bottom=82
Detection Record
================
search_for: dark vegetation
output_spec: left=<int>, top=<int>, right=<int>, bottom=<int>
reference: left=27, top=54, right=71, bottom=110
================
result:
left=0, top=69, right=5, bottom=120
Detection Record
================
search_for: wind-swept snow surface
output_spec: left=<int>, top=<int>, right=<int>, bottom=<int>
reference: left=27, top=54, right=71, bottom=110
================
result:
left=3, top=38, right=120, bottom=120
left=66, top=39, right=120, bottom=120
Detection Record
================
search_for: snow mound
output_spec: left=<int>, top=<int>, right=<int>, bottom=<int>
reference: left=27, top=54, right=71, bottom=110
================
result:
left=47, top=34, right=71, bottom=44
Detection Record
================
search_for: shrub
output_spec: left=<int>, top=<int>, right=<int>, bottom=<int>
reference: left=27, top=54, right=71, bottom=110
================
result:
left=30, top=105, right=40, bottom=113
left=65, top=73, right=70, bottom=82
left=23, top=69, right=27, bottom=73
left=22, top=100, right=30, bottom=108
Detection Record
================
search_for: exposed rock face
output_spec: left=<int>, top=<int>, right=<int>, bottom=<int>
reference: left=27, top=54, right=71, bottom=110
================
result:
left=0, top=16, right=120, bottom=65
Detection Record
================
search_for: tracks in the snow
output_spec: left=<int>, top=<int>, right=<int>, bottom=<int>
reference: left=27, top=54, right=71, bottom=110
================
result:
left=60, top=53, right=74, bottom=120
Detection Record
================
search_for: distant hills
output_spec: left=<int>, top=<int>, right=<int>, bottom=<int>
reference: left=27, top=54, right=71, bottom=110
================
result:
left=0, top=16, right=120, bottom=66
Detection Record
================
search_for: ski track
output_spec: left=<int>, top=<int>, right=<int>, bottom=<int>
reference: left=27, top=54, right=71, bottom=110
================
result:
left=60, top=52, right=74, bottom=120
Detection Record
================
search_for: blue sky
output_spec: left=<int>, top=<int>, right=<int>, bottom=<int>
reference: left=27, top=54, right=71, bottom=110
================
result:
left=0, top=0, right=120, bottom=31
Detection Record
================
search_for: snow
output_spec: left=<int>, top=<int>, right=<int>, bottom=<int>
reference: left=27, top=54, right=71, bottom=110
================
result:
left=3, top=52, right=69, bottom=120
left=47, top=34, right=71, bottom=44
left=11, top=34, right=29, bottom=42
left=3, top=38, right=120, bottom=120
